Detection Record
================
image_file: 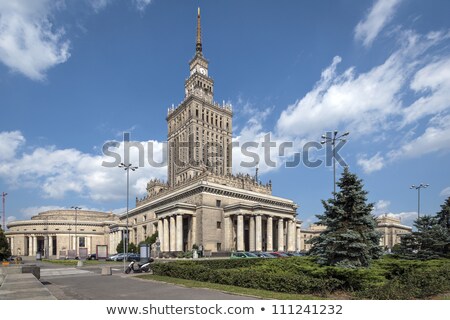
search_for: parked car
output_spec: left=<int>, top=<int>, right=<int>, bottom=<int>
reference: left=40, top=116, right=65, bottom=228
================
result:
left=269, top=252, right=290, bottom=258
left=87, top=253, right=97, bottom=260
left=126, top=253, right=140, bottom=261
left=286, top=252, right=305, bottom=257
left=107, top=253, right=125, bottom=261
left=251, top=252, right=276, bottom=258
left=230, top=252, right=258, bottom=259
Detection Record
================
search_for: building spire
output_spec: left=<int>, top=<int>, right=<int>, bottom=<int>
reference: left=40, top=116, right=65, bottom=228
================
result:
left=196, top=7, right=202, bottom=54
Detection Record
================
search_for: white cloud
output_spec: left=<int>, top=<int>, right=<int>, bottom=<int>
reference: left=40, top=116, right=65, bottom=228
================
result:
left=373, top=199, right=391, bottom=215
left=357, top=153, right=385, bottom=174
left=88, top=0, right=112, bottom=12
left=273, top=29, right=450, bottom=173
left=355, top=0, right=403, bottom=47
left=440, top=187, right=450, bottom=198
left=402, top=55, right=450, bottom=126
left=377, top=212, right=417, bottom=227
left=0, top=131, right=25, bottom=160
left=133, top=0, right=152, bottom=12
left=0, top=0, right=70, bottom=80
left=389, top=114, right=450, bottom=160
left=0, top=131, right=166, bottom=202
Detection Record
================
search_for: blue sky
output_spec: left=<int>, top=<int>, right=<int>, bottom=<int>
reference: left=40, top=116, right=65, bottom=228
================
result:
left=1, top=0, right=450, bottom=228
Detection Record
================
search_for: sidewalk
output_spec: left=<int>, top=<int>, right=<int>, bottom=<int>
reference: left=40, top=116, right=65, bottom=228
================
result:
left=0, top=273, right=56, bottom=300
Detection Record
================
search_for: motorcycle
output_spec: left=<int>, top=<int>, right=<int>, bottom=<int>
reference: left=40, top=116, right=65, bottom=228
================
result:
left=125, top=258, right=154, bottom=274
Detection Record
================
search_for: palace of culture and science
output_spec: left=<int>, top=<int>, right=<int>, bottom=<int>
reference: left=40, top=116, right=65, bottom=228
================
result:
left=5, top=10, right=411, bottom=258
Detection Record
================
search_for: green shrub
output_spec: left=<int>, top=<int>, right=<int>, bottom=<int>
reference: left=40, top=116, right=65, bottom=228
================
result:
left=151, top=256, right=450, bottom=299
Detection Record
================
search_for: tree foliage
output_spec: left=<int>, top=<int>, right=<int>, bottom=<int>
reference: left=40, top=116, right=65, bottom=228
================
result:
left=139, top=232, right=158, bottom=247
left=309, top=167, right=382, bottom=267
left=399, top=198, right=450, bottom=259
left=0, top=226, right=11, bottom=260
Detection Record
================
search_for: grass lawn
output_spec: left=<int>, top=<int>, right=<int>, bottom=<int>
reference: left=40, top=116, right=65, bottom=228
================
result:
left=41, top=259, right=119, bottom=266
left=136, top=274, right=327, bottom=300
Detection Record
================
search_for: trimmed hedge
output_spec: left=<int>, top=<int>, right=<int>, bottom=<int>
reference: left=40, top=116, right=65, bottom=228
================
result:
left=151, top=256, right=450, bottom=298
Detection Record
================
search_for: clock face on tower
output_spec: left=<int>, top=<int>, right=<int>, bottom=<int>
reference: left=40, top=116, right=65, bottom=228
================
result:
left=199, top=67, right=206, bottom=75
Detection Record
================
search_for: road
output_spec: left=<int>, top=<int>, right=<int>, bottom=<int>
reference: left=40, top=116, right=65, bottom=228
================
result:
left=36, top=261, right=256, bottom=300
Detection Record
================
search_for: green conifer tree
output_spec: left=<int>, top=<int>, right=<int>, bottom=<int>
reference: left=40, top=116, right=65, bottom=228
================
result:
left=436, top=196, right=450, bottom=231
left=309, top=167, right=382, bottom=267
left=0, top=226, right=11, bottom=261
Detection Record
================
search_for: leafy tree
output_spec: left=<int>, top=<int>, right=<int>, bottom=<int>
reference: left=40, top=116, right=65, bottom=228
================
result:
left=128, top=242, right=138, bottom=253
left=139, top=232, right=158, bottom=247
left=0, top=226, right=11, bottom=261
left=309, top=167, right=382, bottom=267
left=116, top=239, right=125, bottom=253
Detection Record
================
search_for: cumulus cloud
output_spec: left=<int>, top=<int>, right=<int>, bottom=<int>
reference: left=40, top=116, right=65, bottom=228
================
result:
left=355, top=0, right=403, bottom=47
left=389, top=114, right=450, bottom=160
left=0, top=0, right=70, bottom=80
left=440, top=187, right=450, bottom=198
left=0, top=131, right=25, bottom=160
left=377, top=212, right=417, bottom=227
left=133, top=0, right=152, bottom=12
left=373, top=199, right=391, bottom=215
left=0, top=131, right=166, bottom=202
left=357, top=153, right=385, bottom=174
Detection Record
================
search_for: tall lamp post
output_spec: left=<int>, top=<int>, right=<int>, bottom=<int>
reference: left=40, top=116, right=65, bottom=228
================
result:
left=119, top=162, right=138, bottom=272
left=71, top=206, right=81, bottom=257
left=321, top=131, right=349, bottom=200
left=1, top=192, right=7, bottom=231
left=410, top=183, right=429, bottom=218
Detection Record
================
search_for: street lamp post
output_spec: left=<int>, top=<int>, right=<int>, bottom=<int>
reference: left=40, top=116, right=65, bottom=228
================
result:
left=71, top=206, right=82, bottom=257
left=410, top=184, right=429, bottom=218
left=321, top=131, right=349, bottom=200
left=118, top=162, right=138, bottom=272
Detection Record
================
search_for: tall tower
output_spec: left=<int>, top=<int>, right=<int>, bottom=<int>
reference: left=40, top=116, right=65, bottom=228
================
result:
left=167, top=8, right=233, bottom=187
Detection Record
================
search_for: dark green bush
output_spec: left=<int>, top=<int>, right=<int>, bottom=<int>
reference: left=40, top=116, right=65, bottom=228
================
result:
left=151, top=256, right=450, bottom=298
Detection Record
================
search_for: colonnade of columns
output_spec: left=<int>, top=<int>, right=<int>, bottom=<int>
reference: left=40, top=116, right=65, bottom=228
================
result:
left=158, top=214, right=193, bottom=252
left=225, top=214, right=301, bottom=252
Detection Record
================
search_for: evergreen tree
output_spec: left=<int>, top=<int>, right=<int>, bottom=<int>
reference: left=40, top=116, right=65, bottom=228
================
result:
left=116, top=239, right=124, bottom=253
left=128, top=242, right=138, bottom=253
left=0, top=226, right=11, bottom=261
left=309, top=167, right=382, bottom=267
left=436, top=196, right=450, bottom=231
left=399, top=214, right=450, bottom=259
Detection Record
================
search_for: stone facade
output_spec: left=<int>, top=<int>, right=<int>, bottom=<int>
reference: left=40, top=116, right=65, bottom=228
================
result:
left=299, top=215, right=413, bottom=252
left=6, top=210, right=119, bottom=258
left=376, top=214, right=412, bottom=250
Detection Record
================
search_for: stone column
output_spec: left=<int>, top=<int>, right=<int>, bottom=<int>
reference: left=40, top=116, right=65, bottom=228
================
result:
left=277, top=219, right=284, bottom=251
left=33, top=236, right=38, bottom=255
left=176, top=215, right=183, bottom=252
left=87, top=236, right=91, bottom=254
left=224, top=216, right=232, bottom=251
left=158, top=219, right=164, bottom=251
left=28, top=237, right=33, bottom=256
left=170, top=216, right=176, bottom=252
left=237, top=215, right=244, bottom=251
left=49, top=236, right=53, bottom=257
left=266, top=216, right=273, bottom=251
left=249, top=216, right=255, bottom=252
left=44, top=236, right=49, bottom=258
left=10, top=237, right=14, bottom=255
left=296, top=227, right=301, bottom=252
left=191, top=215, right=197, bottom=247
left=287, top=220, right=296, bottom=252
left=255, top=215, right=262, bottom=252
left=163, top=218, right=170, bottom=252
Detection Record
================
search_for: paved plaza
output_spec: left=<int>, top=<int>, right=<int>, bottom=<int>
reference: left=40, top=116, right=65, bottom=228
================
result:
left=1, top=260, right=256, bottom=300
